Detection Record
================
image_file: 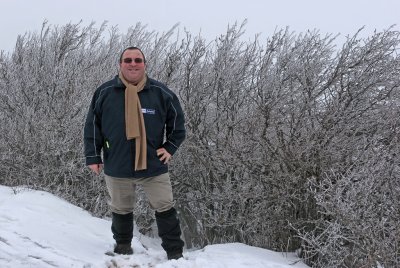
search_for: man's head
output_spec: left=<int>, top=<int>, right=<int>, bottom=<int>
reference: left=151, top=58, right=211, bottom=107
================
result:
left=119, top=47, right=146, bottom=85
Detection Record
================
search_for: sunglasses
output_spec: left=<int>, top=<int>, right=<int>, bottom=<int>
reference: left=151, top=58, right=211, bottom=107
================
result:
left=122, top=57, right=144, bottom=64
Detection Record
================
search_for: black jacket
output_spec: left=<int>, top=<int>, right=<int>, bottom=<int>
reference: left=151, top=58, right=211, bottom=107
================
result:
left=84, top=75, right=186, bottom=178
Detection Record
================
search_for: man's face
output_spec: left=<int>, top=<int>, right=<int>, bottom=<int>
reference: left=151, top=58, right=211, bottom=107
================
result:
left=120, top=49, right=146, bottom=85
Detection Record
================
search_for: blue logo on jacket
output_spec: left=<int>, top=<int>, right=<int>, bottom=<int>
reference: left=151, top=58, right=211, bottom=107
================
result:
left=142, top=108, right=156, bottom=115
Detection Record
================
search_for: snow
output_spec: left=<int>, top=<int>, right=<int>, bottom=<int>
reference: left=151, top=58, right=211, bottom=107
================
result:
left=0, top=185, right=309, bottom=268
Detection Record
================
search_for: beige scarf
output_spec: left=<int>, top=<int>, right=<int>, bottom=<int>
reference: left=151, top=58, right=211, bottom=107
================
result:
left=119, top=72, right=147, bottom=171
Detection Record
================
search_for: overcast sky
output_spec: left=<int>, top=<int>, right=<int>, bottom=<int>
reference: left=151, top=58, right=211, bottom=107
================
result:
left=1, top=0, right=399, bottom=52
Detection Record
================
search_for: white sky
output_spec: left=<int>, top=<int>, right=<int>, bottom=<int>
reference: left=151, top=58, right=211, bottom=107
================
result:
left=1, top=0, right=399, bottom=52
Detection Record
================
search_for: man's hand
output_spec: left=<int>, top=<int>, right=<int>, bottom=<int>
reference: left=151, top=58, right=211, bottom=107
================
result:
left=157, top=148, right=171, bottom=164
left=88, top=164, right=103, bottom=175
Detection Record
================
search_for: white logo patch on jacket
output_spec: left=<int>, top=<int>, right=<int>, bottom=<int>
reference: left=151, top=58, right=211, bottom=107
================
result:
left=142, top=108, right=156, bottom=115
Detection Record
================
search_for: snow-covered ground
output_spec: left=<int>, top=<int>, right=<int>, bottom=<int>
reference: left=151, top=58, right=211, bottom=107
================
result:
left=0, top=185, right=309, bottom=268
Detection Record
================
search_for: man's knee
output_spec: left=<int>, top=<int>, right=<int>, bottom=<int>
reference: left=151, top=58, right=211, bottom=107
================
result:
left=105, top=175, right=136, bottom=213
left=143, top=173, right=174, bottom=212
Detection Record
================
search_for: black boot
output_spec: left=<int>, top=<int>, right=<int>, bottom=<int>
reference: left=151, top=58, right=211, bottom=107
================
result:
left=114, top=243, right=133, bottom=255
left=111, top=212, right=133, bottom=255
left=155, top=207, right=184, bottom=260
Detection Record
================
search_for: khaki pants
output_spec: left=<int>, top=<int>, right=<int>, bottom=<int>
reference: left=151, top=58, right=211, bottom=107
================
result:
left=105, top=173, right=174, bottom=214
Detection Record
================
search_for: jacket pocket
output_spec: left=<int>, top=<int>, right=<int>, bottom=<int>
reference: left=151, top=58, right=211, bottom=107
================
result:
left=103, top=139, right=110, bottom=160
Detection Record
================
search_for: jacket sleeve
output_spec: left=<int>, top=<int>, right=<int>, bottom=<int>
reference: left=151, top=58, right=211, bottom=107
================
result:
left=84, top=90, right=103, bottom=165
left=163, top=92, right=186, bottom=155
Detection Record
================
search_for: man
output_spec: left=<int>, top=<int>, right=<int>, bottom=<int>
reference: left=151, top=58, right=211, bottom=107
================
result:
left=84, top=47, right=185, bottom=260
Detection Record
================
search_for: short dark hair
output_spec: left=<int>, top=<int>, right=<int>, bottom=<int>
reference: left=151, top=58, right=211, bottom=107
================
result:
left=119, top=46, right=146, bottom=63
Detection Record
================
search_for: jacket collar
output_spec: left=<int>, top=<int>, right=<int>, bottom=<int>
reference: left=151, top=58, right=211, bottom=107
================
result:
left=114, top=75, right=151, bottom=90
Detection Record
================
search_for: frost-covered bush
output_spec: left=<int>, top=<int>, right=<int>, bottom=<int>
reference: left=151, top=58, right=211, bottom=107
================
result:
left=1, top=20, right=399, bottom=267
